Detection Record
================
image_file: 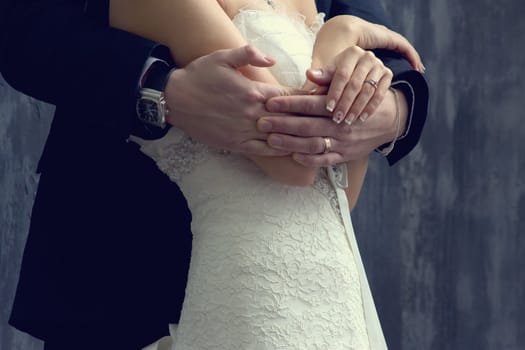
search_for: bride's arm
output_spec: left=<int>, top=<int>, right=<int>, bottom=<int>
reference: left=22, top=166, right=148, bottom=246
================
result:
left=311, top=15, right=422, bottom=123
left=109, top=0, right=277, bottom=83
left=110, top=0, right=318, bottom=186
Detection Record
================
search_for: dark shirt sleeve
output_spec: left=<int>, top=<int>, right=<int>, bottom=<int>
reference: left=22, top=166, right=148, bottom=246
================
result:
left=319, top=0, right=429, bottom=165
left=0, top=0, right=172, bottom=140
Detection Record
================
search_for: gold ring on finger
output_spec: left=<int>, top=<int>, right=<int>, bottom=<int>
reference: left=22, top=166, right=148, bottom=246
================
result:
left=323, top=137, right=332, bottom=154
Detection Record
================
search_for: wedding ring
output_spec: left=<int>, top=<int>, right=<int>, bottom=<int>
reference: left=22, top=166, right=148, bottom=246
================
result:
left=322, top=137, right=332, bottom=154
left=364, top=79, right=379, bottom=89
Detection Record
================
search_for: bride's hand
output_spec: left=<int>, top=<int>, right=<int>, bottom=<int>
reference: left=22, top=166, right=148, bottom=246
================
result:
left=354, top=17, right=424, bottom=72
left=323, top=15, right=424, bottom=72
left=307, top=15, right=424, bottom=125
left=308, top=46, right=393, bottom=125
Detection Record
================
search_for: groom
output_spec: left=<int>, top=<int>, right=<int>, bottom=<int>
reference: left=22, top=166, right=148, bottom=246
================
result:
left=1, top=0, right=428, bottom=349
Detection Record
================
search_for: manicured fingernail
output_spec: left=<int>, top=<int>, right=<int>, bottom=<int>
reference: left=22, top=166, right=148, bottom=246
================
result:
left=326, top=99, right=336, bottom=112
left=344, top=118, right=353, bottom=126
left=359, top=113, right=369, bottom=122
left=421, top=64, right=426, bottom=73
left=268, top=135, right=282, bottom=147
left=310, top=69, right=323, bottom=77
left=264, top=56, right=274, bottom=63
left=346, top=113, right=356, bottom=124
left=333, top=111, right=344, bottom=124
left=258, top=119, right=272, bottom=132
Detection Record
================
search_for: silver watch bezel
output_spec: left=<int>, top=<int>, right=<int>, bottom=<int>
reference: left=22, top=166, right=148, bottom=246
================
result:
left=136, top=88, right=168, bottom=129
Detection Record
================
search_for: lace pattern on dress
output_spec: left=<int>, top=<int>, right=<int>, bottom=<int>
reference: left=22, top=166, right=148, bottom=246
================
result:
left=156, top=138, right=210, bottom=184
left=131, top=128, right=214, bottom=184
left=233, top=8, right=324, bottom=88
left=312, top=164, right=349, bottom=222
left=313, top=168, right=342, bottom=220
left=237, top=0, right=325, bottom=33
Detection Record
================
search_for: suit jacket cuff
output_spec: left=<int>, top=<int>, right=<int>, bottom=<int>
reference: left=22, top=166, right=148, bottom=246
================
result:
left=382, top=69, right=429, bottom=165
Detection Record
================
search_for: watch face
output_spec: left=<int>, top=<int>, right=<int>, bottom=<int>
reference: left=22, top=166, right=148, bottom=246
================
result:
left=138, top=98, right=159, bottom=124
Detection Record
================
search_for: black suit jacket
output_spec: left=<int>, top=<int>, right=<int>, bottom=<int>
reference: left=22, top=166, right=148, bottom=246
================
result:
left=0, top=0, right=428, bottom=346
left=2, top=1, right=193, bottom=345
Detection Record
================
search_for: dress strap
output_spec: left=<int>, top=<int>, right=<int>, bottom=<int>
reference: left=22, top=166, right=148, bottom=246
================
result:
left=327, top=164, right=388, bottom=350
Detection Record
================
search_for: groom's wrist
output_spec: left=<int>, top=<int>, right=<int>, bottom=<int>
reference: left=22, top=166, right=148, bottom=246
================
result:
left=136, top=58, right=174, bottom=131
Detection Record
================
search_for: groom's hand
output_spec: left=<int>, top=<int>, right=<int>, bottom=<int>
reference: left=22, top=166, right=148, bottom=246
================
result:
left=164, top=45, right=290, bottom=156
left=259, top=86, right=408, bottom=167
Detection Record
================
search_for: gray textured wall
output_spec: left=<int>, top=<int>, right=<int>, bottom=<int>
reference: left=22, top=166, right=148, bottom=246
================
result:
left=355, top=0, right=525, bottom=349
left=1, top=1, right=524, bottom=349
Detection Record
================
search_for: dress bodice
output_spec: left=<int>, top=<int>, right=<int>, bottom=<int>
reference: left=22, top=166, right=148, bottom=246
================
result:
left=233, top=8, right=323, bottom=88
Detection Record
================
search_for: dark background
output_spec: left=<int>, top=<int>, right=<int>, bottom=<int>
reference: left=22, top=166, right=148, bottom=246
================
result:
left=1, top=0, right=524, bottom=349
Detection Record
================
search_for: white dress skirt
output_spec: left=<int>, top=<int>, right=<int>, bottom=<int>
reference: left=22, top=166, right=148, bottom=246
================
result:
left=133, top=8, right=388, bottom=350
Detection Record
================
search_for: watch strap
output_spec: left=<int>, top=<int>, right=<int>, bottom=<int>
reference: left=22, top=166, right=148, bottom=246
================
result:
left=142, top=60, right=172, bottom=92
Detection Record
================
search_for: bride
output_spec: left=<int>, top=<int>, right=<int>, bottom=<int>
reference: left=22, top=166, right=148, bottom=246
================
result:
left=110, top=0, right=422, bottom=349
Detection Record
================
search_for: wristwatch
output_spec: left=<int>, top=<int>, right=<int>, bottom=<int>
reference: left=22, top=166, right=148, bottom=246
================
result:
left=136, top=60, right=173, bottom=129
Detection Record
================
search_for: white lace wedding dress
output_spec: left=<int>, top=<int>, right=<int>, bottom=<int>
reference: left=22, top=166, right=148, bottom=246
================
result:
left=133, top=8, right=387, bottom=350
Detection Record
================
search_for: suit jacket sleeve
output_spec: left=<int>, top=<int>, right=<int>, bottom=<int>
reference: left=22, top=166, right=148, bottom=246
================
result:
left=319, top=0, right=429, bottom=165
left=0, top=0, right=171, bottom=140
